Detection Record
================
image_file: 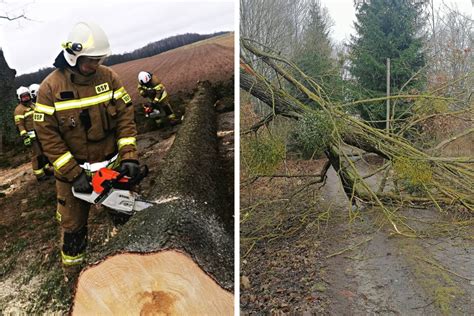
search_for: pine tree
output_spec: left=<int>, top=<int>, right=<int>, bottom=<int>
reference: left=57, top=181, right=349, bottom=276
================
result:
left=294, top=0, right=342, bottom=103
left=349, top=0, right=426, bottom=127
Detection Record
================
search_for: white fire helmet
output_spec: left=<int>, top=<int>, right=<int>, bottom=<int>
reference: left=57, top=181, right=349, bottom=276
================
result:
left=138, top=71, right=152, bottom=85
left=28, top=83, right=40, bottom=98
left=16, top=86, right=31, bottom=101
left=62, top=22, right=111, bottom=67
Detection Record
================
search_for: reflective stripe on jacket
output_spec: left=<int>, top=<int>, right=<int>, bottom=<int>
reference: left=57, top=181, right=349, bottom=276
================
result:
left=33, top=66, right=138, bottom=182
left=14, top=103, right=35, bottom=136
left=137, top=74, right=168, bottom=103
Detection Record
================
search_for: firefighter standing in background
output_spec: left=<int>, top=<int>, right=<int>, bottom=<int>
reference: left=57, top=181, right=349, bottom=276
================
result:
left=33, top=21, right=139, bottom=281
left=137, top=71, right=178, bottom=126
left=28, top=83, right=40, bottom=103
left=13, top=86, right=51, bottom=181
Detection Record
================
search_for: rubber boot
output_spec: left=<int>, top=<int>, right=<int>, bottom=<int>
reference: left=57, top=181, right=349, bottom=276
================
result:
left=167, top=113, right=181, bottom=126
left=61, top=227, right=87, bottom=284
left=44, top=167, right=54, bottom=177
left=36, top=174, right=49, bottom=182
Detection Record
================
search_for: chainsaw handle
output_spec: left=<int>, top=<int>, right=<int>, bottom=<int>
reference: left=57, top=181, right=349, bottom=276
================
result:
left=128, top=165, right=149, bottom=186
left=92, top=165, right=148, bottom=204
left=115, top=165, right=148, bottom=185
left=115, top=170, right=128, bottom=181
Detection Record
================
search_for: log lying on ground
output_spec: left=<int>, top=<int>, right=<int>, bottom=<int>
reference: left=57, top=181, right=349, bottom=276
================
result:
left=72, top=81, right=234, bottom=315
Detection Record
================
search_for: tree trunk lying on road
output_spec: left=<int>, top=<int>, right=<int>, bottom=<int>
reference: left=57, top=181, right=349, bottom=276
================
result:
left=72, top=81, right=234, bottom=315
left=240, top=40, right=474, bottom=217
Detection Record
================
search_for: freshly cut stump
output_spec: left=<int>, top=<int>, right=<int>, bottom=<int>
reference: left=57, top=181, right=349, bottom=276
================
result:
left=73, top=251, right=233, bottom=315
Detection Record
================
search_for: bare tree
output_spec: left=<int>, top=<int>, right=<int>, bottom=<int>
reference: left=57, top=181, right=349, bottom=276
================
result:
left=0, top=13, right=25, bottom=20
left=240, top=0, right=309, bottom=65
left=0, top=1, right=31, bottom=21
left=240, top=0, right=338, bottom=115
left=240, top=0, right=310, bottom=116
left=426, top=2, right=473, bottom=108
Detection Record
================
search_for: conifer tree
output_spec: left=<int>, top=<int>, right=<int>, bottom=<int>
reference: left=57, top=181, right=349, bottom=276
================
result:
left=294, top=0, right=342, bottom=103
left=349, top=0, right=426, bottom=127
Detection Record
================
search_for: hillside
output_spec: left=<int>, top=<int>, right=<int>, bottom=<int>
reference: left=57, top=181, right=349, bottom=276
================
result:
left=112, top=33, right=234, bottom=103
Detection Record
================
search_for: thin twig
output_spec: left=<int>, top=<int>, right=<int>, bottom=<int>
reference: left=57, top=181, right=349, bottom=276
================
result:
left=414, top=255, right=472, bottom=281
left=325, top=237, right=373, bottom=259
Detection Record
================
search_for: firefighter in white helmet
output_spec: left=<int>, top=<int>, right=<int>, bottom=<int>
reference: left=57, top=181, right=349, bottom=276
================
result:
left=28, top=83, right=40, bottom=103
left=137, top=71, right=179, bottom=127
left=13, top=86, right=51, bottom=181
left=33, top=21, right=139, bottom=282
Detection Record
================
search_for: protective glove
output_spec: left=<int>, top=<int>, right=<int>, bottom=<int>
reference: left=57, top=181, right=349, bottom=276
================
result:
left=119, top=160, right=140, bottom=179
left=72, top=172, right=92, bottom=193
left=23, top=135, right=31, bottom=146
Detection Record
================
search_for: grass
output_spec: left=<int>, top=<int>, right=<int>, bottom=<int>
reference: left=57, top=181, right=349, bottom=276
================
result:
left=26, top=250, right=72, bottom=314
left=29, top=191, right=56, bottom=210
left=0, top=238, right=28, bottom=278
left=399, top=240, right=465, bottom=314
left=241, top=132, right=286, bottom=176
left=20, top=259, right=42, bottom=285
left=27, top=267, right=72, bottom=313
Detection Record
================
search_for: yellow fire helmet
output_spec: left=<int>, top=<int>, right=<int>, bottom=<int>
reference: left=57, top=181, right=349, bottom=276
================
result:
left=62, top=22, right=111, bottom=67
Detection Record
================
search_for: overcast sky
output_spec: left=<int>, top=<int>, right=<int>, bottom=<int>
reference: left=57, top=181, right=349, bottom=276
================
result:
left=1, top=0, right=471, bottom=75
left=320, top=0, right=472, bottom=44
left=0, top=0, right=234, bottom=75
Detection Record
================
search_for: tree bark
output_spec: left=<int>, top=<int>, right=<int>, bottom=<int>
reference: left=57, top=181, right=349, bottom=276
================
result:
left=72, top=81, right=234, bottom=314
left=240, top=69, right=303, bottom=120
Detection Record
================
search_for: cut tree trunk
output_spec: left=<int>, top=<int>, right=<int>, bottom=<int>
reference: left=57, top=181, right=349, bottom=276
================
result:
left=72, top=81, right=234, bottom=315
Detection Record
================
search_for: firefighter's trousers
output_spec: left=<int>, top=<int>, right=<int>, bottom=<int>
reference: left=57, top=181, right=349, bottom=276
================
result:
left=55, top=180, right=90, bottom=267
left=54, top=178, right=131, bottom=267
left=30, top=139, right=49, bottom=179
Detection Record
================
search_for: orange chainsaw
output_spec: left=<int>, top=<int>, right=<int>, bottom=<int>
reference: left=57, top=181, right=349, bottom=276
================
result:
left=143, top=102, right=166, bottom=119
left=72, top=166, right=155, bottom=215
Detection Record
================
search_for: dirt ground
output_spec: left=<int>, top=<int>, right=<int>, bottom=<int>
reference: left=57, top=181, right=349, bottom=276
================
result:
left=240, top=157, right=474, bottom=315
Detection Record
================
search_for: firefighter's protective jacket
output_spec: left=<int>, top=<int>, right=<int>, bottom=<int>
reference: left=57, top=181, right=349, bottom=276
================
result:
left=33, top=66, right=137, bottom=182
left=137, top=74, right=168, bottom=103
left=14, top=102, right=35, bottom=137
